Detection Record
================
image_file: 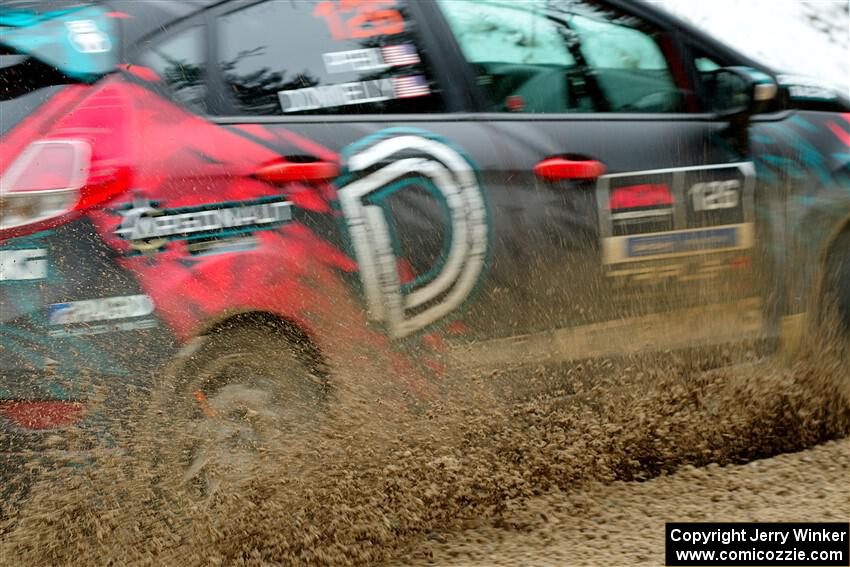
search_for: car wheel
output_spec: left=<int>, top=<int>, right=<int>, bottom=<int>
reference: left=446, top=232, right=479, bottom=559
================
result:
left=147, top=325, right=328, bottom=496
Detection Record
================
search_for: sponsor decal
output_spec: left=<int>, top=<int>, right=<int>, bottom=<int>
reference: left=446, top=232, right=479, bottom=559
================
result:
left=323, top=48, right=386, bottom=73
left=323, top=44, right=420, bottom=73
left=606, top=257, right=748, bottom=286
left=337, top=129, right=490, bottom=339
left=609, top=184, right=674, bottom=211
left=602, top=223, right=754, bottom=264
left=280, top=78, right=393, bottom=112
left=186, top=235, right=258, bottom=256
left=47, top=294, right=154, bottom=325
left=608, top=184, right=674, bottom=228
left=65, top=19, right=111, bottom=53
left=278, top=75, right=430, bottom=113
left=115, top=196, right=292, bottom=254
left=597, top=163, right=756, bottom=265
left=47, top=319, right=158, bottom=338
left=47, top=294, right=157, bottom=337
left=601, top=223, right=753, bottom=265
left=626, top=227, right=740, bottom=258
left=0, top=248, right=48, bottom=282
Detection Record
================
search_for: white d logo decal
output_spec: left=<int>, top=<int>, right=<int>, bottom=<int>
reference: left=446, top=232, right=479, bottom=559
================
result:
left=338, top=132, right=489, bottom=338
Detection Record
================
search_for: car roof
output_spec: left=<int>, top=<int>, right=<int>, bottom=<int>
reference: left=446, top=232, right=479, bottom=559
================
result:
left=104, top=1, right=212, bottom=49
left=1, top=0, right=770, bottom=75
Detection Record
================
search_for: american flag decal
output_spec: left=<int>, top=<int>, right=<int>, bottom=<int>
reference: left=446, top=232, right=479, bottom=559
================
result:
left=393, top=75, right=430, bottom=99
left=381, top=44, right=421, bottom=66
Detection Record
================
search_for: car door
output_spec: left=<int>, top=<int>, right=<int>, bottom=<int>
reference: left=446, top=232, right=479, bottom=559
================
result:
left=195, top=0, right=547, bottom=343
left=429, top=0, right=768, bottom=359
left=136, top=0, right=616, bottom=357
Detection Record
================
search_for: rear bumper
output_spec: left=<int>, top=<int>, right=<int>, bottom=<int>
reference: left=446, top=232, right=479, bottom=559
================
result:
left=1, top=220, right=178, bottom=452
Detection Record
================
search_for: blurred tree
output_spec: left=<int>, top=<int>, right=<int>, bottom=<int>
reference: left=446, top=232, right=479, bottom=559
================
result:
left=801, top=1, right=849, bottom=50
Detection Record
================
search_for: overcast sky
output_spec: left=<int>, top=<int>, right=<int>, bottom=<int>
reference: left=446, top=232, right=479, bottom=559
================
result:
left=651, top=0, right=850, bottom=94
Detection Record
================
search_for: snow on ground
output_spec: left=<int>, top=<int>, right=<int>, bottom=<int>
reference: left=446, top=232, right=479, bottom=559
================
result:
left=652, top=0, right=849, bottom=94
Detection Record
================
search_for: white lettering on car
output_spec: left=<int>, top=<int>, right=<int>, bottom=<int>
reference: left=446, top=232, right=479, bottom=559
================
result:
left=115, top=197, right=292, bottom=254
left=47, top=295, right=155, bottom=326
left=278, top=75, right=429, bottom=113
left=0, top=248, right=48, bottom=281
left=65, top=20, right=111, bottom=54
left=279, top=79, right=395, bottom=113
left=323, top=48, right=388, bottom=73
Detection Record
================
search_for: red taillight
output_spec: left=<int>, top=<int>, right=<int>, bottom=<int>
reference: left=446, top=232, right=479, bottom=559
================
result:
left=0, top=140, right=91, bottom=230
left=0, top=80, right=132, bottom=239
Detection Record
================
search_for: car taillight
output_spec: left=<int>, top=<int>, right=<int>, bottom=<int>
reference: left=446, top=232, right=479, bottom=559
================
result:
left=0, top=140, right=91, bottom=230
left=0, top=80, right=131, bottom=240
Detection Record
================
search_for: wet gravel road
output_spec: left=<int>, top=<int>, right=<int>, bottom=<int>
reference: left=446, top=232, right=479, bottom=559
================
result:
left=1, top=344, right=849, bottom=566
left=396, top=437, right=850, bottom=566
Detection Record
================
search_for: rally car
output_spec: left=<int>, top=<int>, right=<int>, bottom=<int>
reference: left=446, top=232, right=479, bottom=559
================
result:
left=1, top=0, right=849, bottom=488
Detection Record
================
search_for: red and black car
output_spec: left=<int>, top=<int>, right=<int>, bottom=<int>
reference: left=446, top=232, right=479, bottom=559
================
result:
left=1, top=0, right=849, bottom=484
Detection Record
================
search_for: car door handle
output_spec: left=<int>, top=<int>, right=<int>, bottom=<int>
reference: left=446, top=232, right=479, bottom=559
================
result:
left=533, top=157, right=606, bottom=181
left=254, top=158, right=339, bottom=184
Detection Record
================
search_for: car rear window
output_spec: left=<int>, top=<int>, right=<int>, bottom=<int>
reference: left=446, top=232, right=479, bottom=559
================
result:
left=138, top=25, right=207, bottom=113
left=215, top=0, right=445, bottom=116
left=0, top=53, right=73, bottom=136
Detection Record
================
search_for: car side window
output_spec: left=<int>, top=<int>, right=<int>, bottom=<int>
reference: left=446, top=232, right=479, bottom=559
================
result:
left=139, top=26, right=207, bottom=113
left=215, top=0, right=444, bottom=116
left=437, top=0, right=687, bottom=113
left=695, top=56, right=722, bottom=74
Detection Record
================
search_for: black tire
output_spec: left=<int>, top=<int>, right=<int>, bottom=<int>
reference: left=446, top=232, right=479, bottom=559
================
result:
left=145, top=325, right=328, bottom=496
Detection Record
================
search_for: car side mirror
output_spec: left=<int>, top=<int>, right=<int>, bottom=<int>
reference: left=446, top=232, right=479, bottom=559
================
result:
left=705, top=66, right=778, bottom=125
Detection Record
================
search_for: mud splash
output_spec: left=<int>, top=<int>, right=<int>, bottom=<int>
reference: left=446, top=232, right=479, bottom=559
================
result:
left=1, top=342, right=848, bottom=566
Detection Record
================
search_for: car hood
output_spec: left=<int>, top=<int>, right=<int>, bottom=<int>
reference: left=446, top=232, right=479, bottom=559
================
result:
left=776, top=73, right=850, bottom=110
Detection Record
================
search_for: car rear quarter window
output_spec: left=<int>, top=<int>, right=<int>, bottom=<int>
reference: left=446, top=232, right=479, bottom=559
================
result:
left=437, top=0, right=688, bottom=114
left=215, top=0, right=444, bottom=115
left=0, top=54, right=72, bottom=136
left=138, top=26, right=207, bottom=113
